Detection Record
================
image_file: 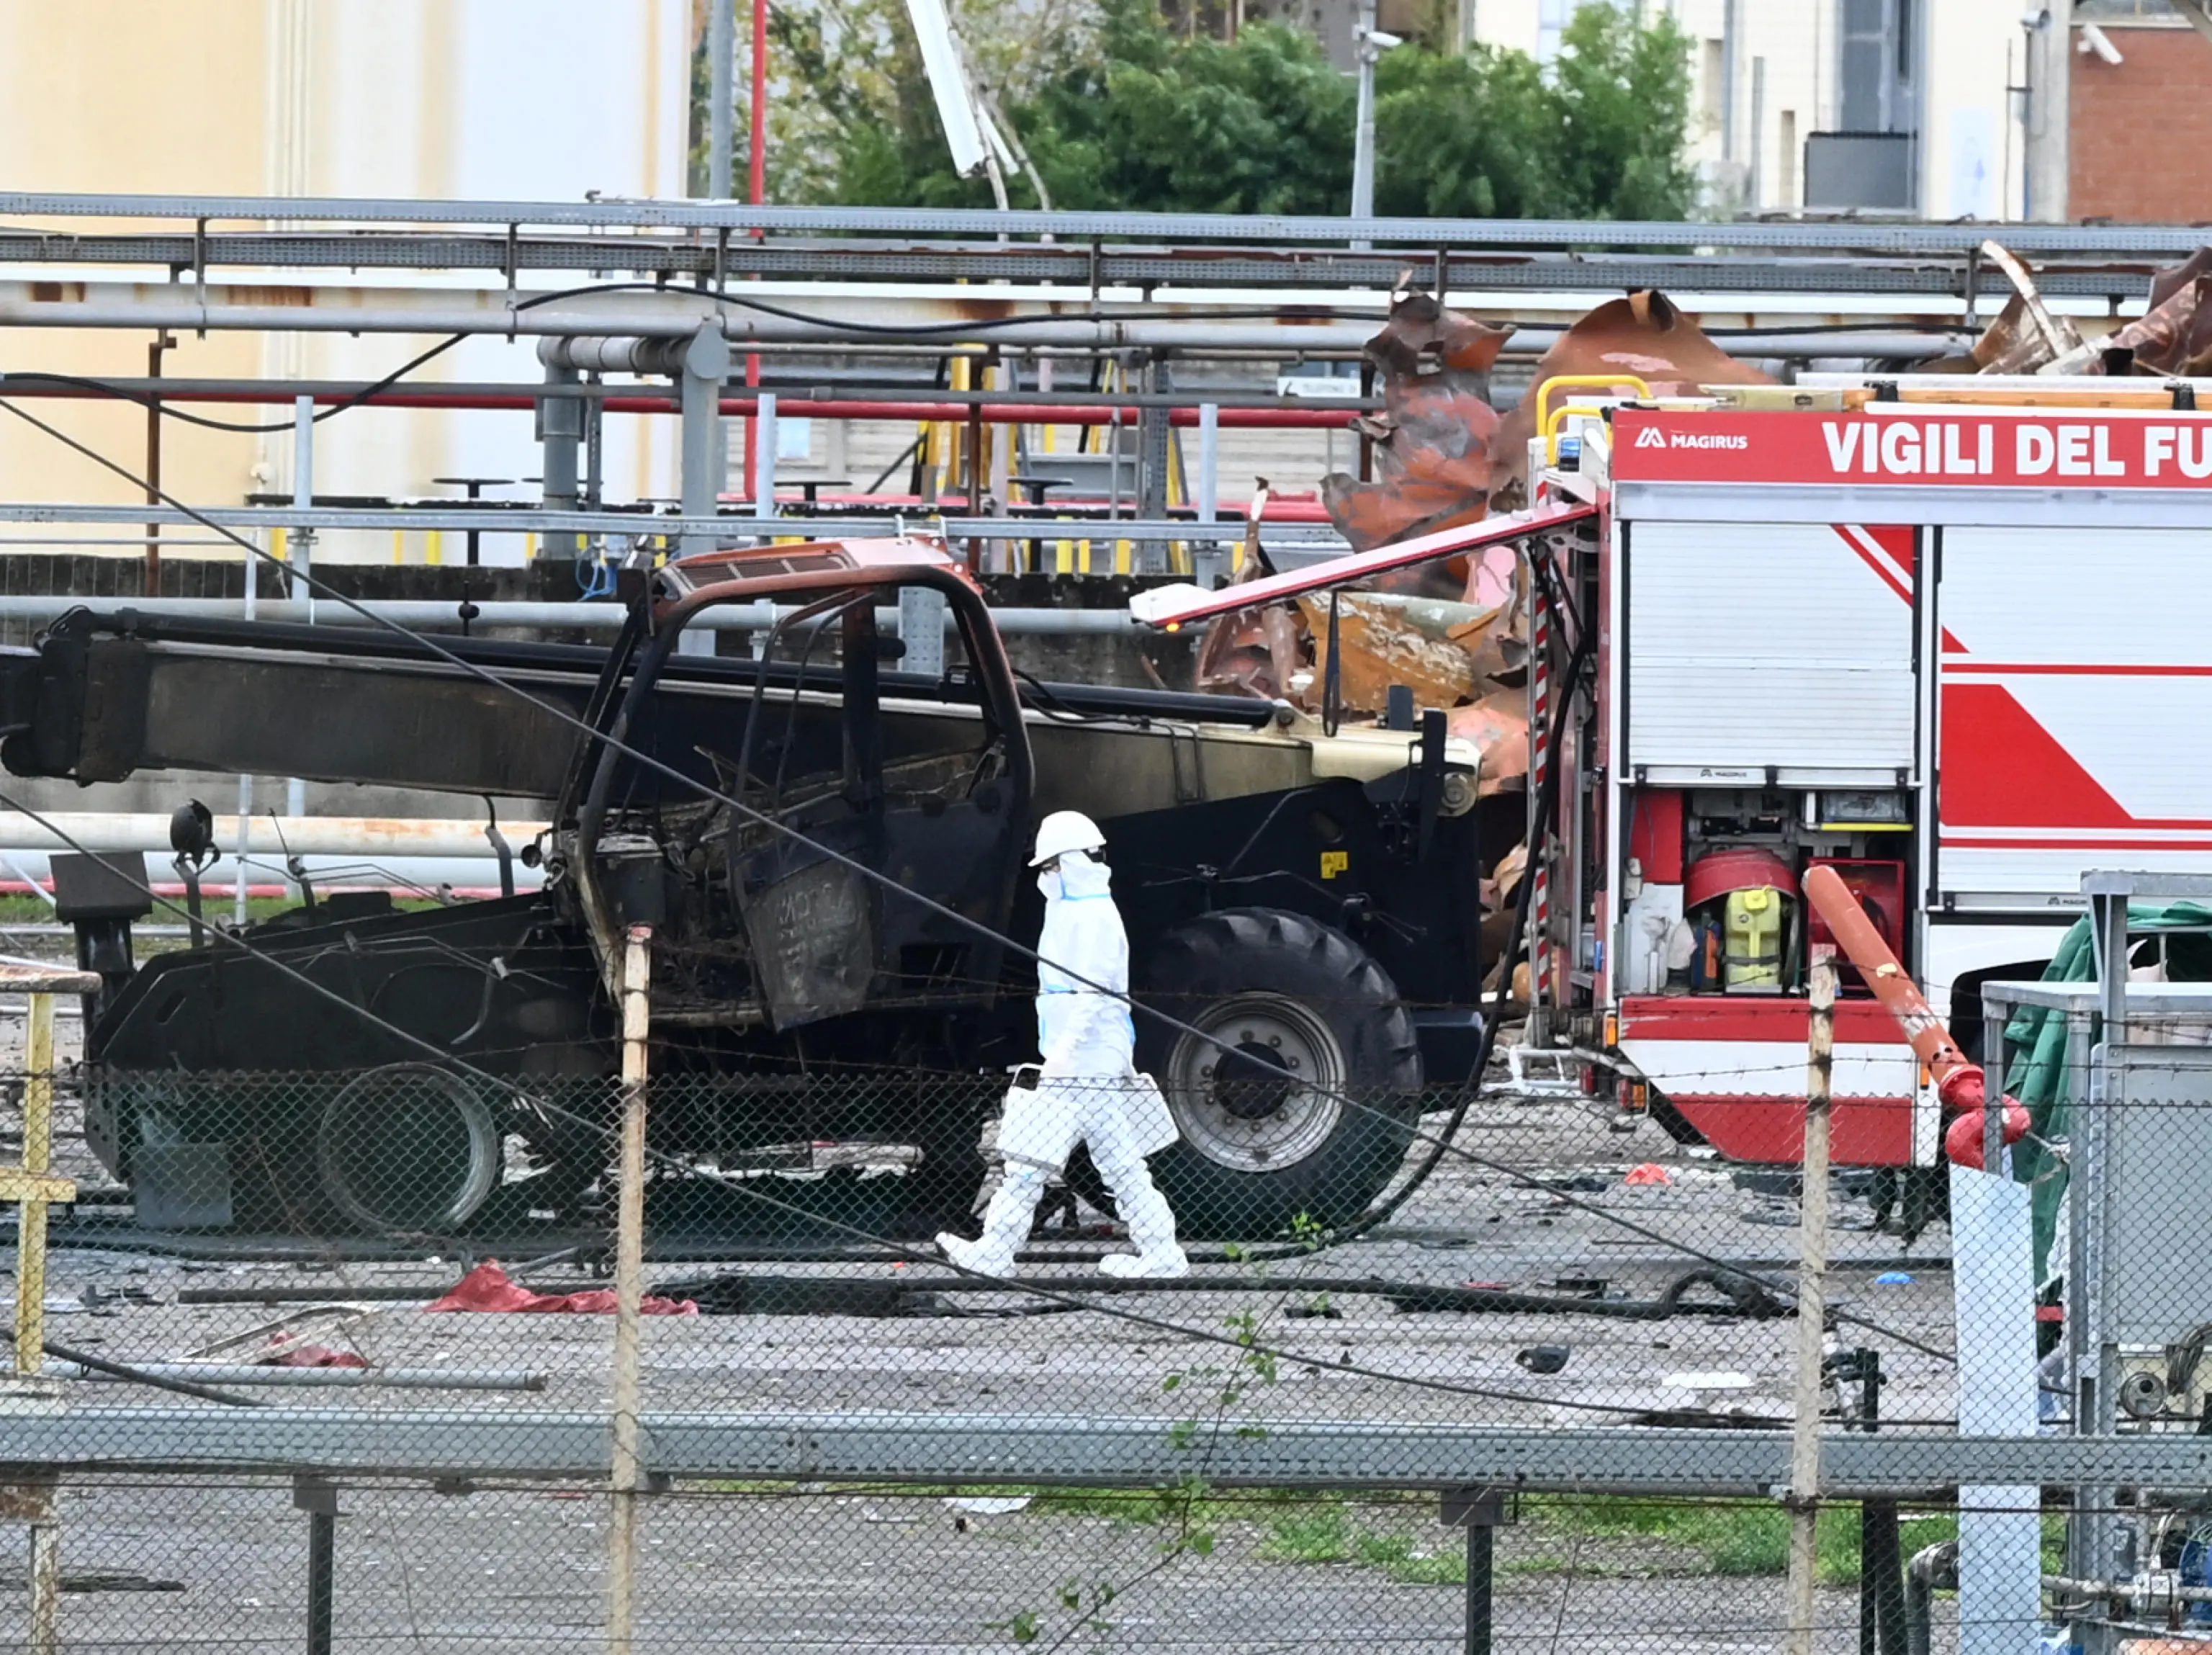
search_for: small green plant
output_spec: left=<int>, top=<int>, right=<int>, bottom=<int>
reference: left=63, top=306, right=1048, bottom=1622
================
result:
left=1258, top=1504, right=1351, bottom=1565
left=987, top=1608, right=1041, bottom=1645
left=1353, top=1532, right=1465, bottom=1585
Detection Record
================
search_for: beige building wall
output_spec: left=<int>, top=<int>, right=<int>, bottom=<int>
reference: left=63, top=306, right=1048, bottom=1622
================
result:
left=0, top=0, right=691, bottom=566
left=1467, top=0, right=2031, bottom=220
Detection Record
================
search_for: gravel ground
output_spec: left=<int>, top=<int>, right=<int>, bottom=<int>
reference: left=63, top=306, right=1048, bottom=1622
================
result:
left=0, top=1001, right=1969, bottom=1651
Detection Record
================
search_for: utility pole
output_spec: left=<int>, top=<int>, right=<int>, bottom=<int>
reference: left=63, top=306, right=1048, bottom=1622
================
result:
left=709, top=0, right=734, bottom=197
left=1349, top=0, right=1399, bottom=250
left=2022, top=2, right=2072, bottom=223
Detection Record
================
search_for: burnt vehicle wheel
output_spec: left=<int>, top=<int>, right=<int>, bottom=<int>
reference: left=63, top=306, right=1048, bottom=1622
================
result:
left=315, top=1064, right=501, bottom=1234
left=1130, top=908, right=1421, bottom=1239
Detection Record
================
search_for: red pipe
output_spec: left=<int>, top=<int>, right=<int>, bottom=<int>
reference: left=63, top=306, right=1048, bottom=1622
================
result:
left=0, top=382, right=1361, bottom=428
left=749, top=0, right=768, bottom=210
left=1799, top=864, right=2026, bottom=1168
left=742, top=0, right=768, bottom=497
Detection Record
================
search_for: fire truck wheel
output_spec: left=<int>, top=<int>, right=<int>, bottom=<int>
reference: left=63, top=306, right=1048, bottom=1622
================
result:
left=1125, top=907, right=1422, bottom=1240
left=315, top=1063, right=501, bottom=1235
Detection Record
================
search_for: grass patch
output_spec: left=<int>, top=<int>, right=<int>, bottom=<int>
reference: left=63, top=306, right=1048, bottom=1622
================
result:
left=1256, top=1505, right=1351, bottom=1564
left=1513, top=1500, right=2063, bottom=1586
left=1352, top=1532, right=1465, bottom=1585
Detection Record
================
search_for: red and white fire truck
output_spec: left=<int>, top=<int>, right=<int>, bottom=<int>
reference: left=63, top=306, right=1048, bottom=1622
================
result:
left=1141, top=377, right=2212, bottom=1175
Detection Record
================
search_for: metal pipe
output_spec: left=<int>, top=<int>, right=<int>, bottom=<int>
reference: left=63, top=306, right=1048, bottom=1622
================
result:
left=709, top=0, right=734, bottom=201
left=300, top=1479, right=336, bottom=1655
left=1799, top=864, right=2028, bottom=1169
left=678, top=324, right=729, bottom=560
left=539, top=360, right=583, bottom=560
left=748, top=0, right=768, bottom=210
left=8, top=190, right=2206, bottom=254
left=1350, top=0, right=1380, bottom=246
left=0, top=281, right=1389, bottom=349
left=0, top=291, right=1969, bottom=358
left=0, top=596, right=1150, bottom=632
left=51, top=1361, right=549, bottom=1391
left=0, top=813, right=548, bottom=859
left=754, top=390, right=777, bottom=517
left=0, top=504, right=1339, bottom=539
left=1903, top=1541, right=1957, bottom=1655
left=3, top=376, right=1376, bottom=426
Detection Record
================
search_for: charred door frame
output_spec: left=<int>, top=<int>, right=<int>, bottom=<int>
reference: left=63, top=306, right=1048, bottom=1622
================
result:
left=562, top=562, right=1035, bottom=1006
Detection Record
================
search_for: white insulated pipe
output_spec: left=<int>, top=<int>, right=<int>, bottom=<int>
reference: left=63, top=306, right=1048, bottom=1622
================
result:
left=0, top=279, right=1382, bottom=351
left=50, top=1361, right=549, bottom=1391
left=0, top=814, right=545, bottom=860
left=0, top=596, right=1143, bottom=632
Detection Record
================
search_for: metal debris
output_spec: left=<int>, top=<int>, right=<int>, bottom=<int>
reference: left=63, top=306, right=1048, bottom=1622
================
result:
left=1493, top=290, right=1776, bottom=507
left=1321, top=291, right=1513, bottom=557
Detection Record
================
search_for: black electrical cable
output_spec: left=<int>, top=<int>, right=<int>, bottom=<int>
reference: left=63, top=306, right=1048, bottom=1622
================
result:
left=1216, top=599, right=1599, bottom=1270
left=44, top=1339, right=266, bottom=1408
left=0, top=395, right=1954, bottom=1365
left=0, top=793, right=1652, bottom=1421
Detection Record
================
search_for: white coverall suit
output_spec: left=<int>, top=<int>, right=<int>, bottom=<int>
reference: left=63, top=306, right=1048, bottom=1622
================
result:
left=937, top=850, right=1188, bottom=1278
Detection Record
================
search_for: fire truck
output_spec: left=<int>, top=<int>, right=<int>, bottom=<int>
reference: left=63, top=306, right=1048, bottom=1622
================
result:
left=1139, top=377, right=2212, bottom=1185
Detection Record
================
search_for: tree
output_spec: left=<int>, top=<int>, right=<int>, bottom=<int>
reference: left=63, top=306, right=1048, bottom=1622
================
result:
left=715, top=0, right=1695, bottom=220
left=1374, top=4, right=1696, bottom=221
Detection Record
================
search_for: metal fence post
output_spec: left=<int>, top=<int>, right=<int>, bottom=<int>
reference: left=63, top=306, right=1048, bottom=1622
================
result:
left=1442, top=1487, right=1511, bottom=1655
left=1194, top=402, right=1221, bottom=587
left=1, top=972, right=96, bottom=1655
left=294, top=1476, right=338, bottom=1655
left=608, top=925, right=652, bottom=1655
left=1785, top=946, right=1836, bottom=1655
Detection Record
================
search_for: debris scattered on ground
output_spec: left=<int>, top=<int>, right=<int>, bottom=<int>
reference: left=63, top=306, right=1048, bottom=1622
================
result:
left=943, top=1496, right=1032, bottom=1517
left=1623, top=1163, right=1674, bottom=1186
left=1516, top=1343, right=1571, bottom=1374
left=424, top=1260, right=698, bottom=1317
left=261, top=1342, right=369, bottom=1369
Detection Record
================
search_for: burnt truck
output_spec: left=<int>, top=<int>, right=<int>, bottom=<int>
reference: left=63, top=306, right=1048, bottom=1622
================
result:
left=0, top=536, right=1504, bottom=1241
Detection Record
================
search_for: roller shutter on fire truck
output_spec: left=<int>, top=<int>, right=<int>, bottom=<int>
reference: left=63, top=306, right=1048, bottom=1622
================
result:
left=1625, top=521, right=1917, bottom=781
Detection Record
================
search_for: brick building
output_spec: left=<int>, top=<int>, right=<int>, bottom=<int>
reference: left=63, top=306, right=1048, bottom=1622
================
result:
left=2070, top=1, right=2212, bottom=222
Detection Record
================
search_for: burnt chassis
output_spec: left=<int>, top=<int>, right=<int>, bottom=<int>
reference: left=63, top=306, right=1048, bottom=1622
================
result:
left=50, top=547, right=1486, bottom=1241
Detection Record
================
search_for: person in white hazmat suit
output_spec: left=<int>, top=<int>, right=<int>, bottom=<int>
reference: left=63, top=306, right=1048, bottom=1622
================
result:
left=937, top=810, right=1190, bottom=1280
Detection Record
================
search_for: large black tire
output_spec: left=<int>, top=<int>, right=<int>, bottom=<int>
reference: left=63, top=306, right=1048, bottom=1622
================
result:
left=1129, top=907, right=1422, bottom=1239
left=315, top=1064, right=501, bottom=1235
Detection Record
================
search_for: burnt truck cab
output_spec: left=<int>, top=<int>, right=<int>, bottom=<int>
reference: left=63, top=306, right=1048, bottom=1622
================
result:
left=561, top=539, right=1035, bottom=1039
left=4, top=534, right=1493, bottom=1241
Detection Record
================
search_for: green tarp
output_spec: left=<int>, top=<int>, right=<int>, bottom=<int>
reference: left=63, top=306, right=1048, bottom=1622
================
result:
left=1999, top=902, right=2212, bottom=1284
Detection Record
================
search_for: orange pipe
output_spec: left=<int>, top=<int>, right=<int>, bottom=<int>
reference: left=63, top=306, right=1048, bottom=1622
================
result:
left=1801, top=865, right=1976, bottom=1098
left=1800, top=864, right=2027, bottom=1166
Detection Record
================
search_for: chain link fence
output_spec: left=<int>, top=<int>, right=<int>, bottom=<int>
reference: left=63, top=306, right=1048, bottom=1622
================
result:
left=1, top=964, right=2204, bottom=1654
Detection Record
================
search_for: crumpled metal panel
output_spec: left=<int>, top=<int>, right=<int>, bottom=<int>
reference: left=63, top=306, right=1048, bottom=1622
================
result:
left=2108, top=254, right=2212, bottom=377
left=1320, top=294, right=1513, bottom=563
left=1965, top=242, right=2212, bottom=377
left=1492, top=291, right=1775, bottom=506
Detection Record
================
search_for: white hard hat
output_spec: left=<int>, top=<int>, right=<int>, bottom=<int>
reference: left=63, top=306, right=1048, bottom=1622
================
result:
left=1030, top=809, right=1106, bottom=867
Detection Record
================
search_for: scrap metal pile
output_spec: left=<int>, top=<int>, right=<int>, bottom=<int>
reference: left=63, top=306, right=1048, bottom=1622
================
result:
left=1192, top=284, right=1773, bottom=995
left=1190, top=241, right=2211, bottom=998
left=1937, top=240, right=2212, bottom=378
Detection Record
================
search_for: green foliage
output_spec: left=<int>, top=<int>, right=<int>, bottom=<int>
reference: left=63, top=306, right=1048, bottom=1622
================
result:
left=1375, top=2, right=1696, bottom=220
left=714, top=0, right=1696, bottom=219
left=1256, top=1503, right=1352, bottom=1564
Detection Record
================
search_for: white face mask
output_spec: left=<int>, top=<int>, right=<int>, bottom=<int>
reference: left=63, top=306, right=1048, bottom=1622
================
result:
left=1036, top=866, right=1062, bottom=902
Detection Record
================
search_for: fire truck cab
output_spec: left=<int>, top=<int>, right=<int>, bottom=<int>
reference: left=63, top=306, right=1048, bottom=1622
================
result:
left=1536, top=377, right=2212, bottom=1172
